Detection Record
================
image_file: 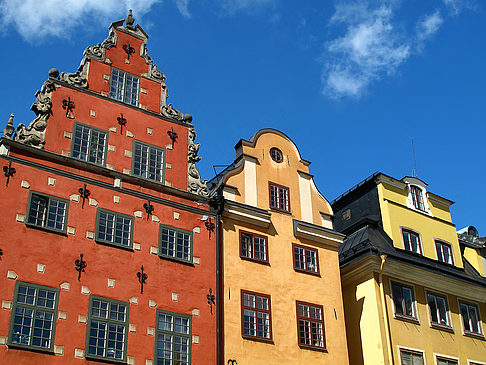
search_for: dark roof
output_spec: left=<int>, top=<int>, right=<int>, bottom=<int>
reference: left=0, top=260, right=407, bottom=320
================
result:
left=340, top=224, right=486, bottom=288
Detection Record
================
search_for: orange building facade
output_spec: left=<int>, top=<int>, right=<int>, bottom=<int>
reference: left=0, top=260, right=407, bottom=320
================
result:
left=0, top=13, right=217, bottom=364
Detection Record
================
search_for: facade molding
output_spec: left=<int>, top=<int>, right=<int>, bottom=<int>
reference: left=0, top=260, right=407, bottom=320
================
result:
left=223, top=200, right=272, bottom=228
left=293, top=219, right=345, bottom=248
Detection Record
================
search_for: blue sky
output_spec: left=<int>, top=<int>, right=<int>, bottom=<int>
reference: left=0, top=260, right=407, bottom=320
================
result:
left=0, top=0, right=484, bottom=234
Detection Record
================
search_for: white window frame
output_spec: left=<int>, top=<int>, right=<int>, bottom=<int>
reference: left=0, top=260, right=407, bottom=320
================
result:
left=390, top=280, right=419, bottom=321
left=401, top=227, right=423, bottom=255
left=434, top=240, right=454, bottom=265
left=403, top=177, right=432, bottom=216
left=434, top=353, right=459, bottom=365
left=458, top=299, right=484, bottom=337
left=426, top=290, right=452, bottom=329
left=398, top=345, right=426, bottom=365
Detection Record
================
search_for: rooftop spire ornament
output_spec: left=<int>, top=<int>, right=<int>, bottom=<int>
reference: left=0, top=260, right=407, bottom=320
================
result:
left=3, top=114, right=14, bottom=138
left=126, top=9, right=135, bottom=29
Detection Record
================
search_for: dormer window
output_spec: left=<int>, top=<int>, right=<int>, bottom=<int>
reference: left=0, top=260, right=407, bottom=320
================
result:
left=109, top=68, right=140, bottom=106
left=410, top=185, right=425, bottom=211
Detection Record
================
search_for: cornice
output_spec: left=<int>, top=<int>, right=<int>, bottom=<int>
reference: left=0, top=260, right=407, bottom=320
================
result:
left=427, top=192, right=454, bottom=208
left=223, top=200, right=271, bottom=228
left=293, top=219, right=345, bottom=248
left=376, top=174, right=406, bottom=190
left=341, top=253, right=486, bottom=302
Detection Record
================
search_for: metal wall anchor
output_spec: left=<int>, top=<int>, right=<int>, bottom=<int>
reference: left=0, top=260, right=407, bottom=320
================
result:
left=75, top=254, right=87, bottom=281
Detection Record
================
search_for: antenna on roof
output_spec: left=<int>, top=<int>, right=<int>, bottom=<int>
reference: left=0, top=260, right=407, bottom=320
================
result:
left=411, top=138, right=417, bottom=177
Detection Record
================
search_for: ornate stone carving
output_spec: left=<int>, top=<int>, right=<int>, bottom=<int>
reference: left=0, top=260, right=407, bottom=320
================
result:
left=84, top=43, right=104, bottom=61
left=14, top=92, right=52, bottom=148
left=161, top=104, right=184, bottom=121
left=187, top=126, right=209, bottom=197
left=151, top=64, right=166, bottom=82
left=101, top=29, right=117, bottom=49
left=60, top=72, right=88, bottom=89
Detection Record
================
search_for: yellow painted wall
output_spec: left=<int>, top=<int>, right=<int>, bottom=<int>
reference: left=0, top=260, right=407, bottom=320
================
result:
left=464, top=247, right=486, bottom=276
left=377, top=183, right=463, bottom=268
left=221, top=129, right=348, bottom=364
left=342, top=273, right=388, bottom=365
left=383, top=275, right=486, bottom=364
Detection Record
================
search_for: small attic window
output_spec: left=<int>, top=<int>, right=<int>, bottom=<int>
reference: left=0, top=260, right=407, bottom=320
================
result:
left=270, top=147, right=283, bottom=163
left=410, top=185, right=425, bottom=211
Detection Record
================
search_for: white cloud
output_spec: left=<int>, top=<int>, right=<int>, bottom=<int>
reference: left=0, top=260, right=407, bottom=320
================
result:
left=175, top=0, right=191, bottom=18
left=417, top=11, right=443, bottom=41
left=0, top=0, right=161, bottom=41
left=323, top=3, right=410, bottom=99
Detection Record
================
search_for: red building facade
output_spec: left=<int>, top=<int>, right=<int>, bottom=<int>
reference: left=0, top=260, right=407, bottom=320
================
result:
left=0, top=12, right=217, bottom=364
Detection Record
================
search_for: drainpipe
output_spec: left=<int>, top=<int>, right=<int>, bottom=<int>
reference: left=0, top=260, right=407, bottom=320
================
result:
left=213, top=193, right=224, bottom=365
left=379, top=254, right=394, bottom=365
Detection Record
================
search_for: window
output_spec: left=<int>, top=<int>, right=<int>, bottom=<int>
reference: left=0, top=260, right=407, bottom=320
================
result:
left=240, top=231, right=268, bottom=263
left=437, top=358, right=458, bottom=365
left=427, top=292, right=451, bottom=328
left=71, top=122, right=108, bottom=165
left=392, top=282, right=417, bottom=320
left=241, top=290, right=272, bottom=341
left=95, top=209, right=134, bottom=249
left=402, top=229, right=422, bottom=254
left=155, top=310, right=191, bottom=365
left=435, top=241, right=454, bottom=265
left=26, top=191, right=69, bottom=234
left=269, top=182, right=290, bottom=212
left=296, top=301, right=325, bottom=350
left=132, top=141, right=165, bottom=183
left=293, top=243, right=319, bottom=275
left=109, top=68, right=140, bottom=106
left=8, top=282, right=59, bottom=351
left=460, top=301, right=483, bottom=336
left=86, top=296, right=128, bottom=361
left=400, top=349, right=424, bottom=365
left=159, top=225, right=193, bottom=263
left=410, top=185, right=425, bottom=211
left=269, top=147, right=283, bottom=163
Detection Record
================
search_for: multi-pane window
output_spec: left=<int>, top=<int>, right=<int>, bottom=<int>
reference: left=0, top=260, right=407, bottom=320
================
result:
left=159, top=225, right=192, bottom=263
left=8, top=282, right=59, bottom=351
left=96, top=209, right=133, bottom=249
left=26, top=192, right=68, bottom=233
left=402, top=229, right=422, bottom=254
left=293, top=243, right=319, bottom=274
left=132, top=141, right=165, bottom=183
left=241, top=290, right=272, bottom=341
left=155, top=310, right=191, bottom=365
left=109, top=68, right=140, bottom=106
left=410, top=185, right=425, bottom=211
left=86, top=297, right=128, bottom=361
left=400, top=349, right=424, bottom=365
left=269, top=182, right=290, bottom=212
left=435, top=241, right=454, bottom=265
left=240, top=231, right=268, bottom=263
left=460, top=301, right=482, bottom=335
left=296, top=301, right=325, bottom=349
left=392, top=282, right=417, bottom=319
left=427, top=292, right=451, bottom=327
left=72, top=123, right=107, bottom=165
left=437, top=358, right=458, bottom=365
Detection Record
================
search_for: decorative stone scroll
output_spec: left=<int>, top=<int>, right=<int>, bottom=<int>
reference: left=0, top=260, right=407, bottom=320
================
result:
left=14, top=91, right=52, bottom=148
left=187, top=126, right=210, bottom=197
left=60, top=72, right=88, bottom=89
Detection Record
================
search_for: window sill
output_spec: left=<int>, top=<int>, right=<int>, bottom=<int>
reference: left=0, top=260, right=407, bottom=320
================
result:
left=464, top=331, right=485, bottom=340
left=298, top=344, right=328, bottom=352
left=241, top=335, right=274, bottom=344
left=25, top=223, right=67, bottom=237
left=85, top=355, right=127, bottom=364
left=269, top=207, right=292, bottom=215
left=95, top=240, right=134, bottom=252
left=240, top=255, right=270, bottom=266
left=430, top=323, right=454, bottom=333
left=394, top=314, right=420, bottom=325
left=158, top=254, right=195, bottom=267
left=293, top=267, right=321, bottom=277
left=7, top=343, right=55, bottom=355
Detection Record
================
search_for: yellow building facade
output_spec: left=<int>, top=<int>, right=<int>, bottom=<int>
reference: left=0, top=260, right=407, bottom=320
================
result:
left=210, top=129, right=349, bottom=364
left=333, top=173, right=486, bottom=365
